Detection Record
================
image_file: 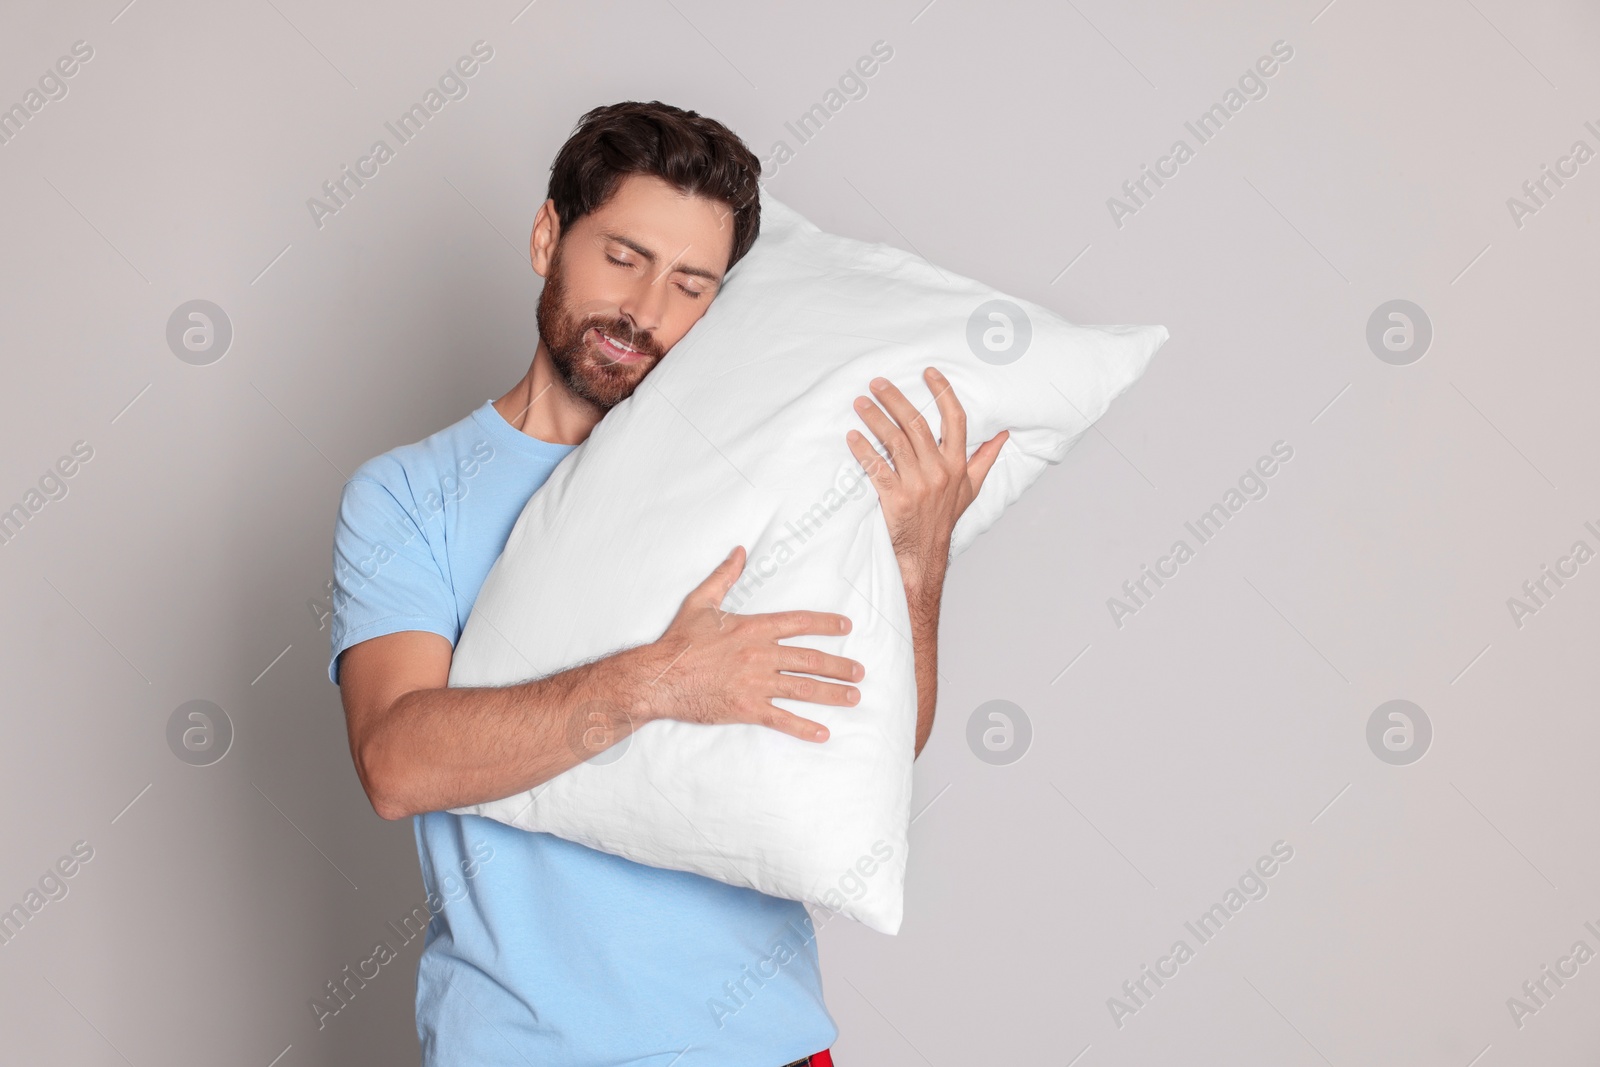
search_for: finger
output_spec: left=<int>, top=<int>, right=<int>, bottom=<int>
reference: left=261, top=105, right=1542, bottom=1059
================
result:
left=690, top=545, right=746, bottom=606
left=774, top=644, right=865, bottom=683
left=758, top=610, right=853, bottom=639
left=752, top=704, right=832, bottom=743
left=853, top=393, right=916, bottom=473
left=846, top=428, right=899, bottom=494
left=965, top=430, right=1010, bottom=494
left=925, top=367, right=968, bottom=461
left=773, top=672, right=861, bottom=707
left=869, top=376, right=938, bottom=457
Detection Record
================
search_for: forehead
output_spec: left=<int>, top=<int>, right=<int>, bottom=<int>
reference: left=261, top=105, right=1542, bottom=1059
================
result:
left=574, top=173, right=737, bottom=280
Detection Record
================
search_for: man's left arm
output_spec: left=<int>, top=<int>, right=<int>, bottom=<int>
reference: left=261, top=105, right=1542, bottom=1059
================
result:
left=846, top=367, right=1010, bottom=759
left=903, top=568, right=944, bottom=759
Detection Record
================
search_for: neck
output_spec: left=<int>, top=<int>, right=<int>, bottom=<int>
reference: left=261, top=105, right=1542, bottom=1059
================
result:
left=492, top=343, right=605, bottom=445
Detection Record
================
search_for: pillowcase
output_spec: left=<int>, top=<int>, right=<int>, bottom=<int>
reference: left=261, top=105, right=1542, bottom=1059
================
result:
left=446, top=190, right=1168, bottom=934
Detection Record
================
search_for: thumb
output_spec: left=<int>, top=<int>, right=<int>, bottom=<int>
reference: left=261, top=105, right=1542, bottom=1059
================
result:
left=692, top=545, right=747, bottom=606
left=965, top=430, right=1010, bottom=493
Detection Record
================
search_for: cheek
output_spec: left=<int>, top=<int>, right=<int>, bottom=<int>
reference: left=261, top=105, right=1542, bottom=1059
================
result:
left=658, top=306, right=713, bottom=353
left=556, top=254, right=623, bottom=313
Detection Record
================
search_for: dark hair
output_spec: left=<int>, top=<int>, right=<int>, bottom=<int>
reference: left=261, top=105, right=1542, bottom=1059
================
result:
left=546, top=100, right=762, bottom=272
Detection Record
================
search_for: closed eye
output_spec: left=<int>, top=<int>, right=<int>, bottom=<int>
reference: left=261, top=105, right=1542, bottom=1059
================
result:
left=607, top=254, right=706, bottom=299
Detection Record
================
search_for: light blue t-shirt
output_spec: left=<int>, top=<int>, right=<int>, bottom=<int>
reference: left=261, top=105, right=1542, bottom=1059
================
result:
left=329, top=399, right=837, bottom=1067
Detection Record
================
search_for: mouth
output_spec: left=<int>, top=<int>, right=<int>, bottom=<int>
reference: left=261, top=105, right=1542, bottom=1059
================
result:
left=588, top=326, right=652, bottom=365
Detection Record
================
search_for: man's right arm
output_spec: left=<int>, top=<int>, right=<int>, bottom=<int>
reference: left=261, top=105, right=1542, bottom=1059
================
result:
left=340, top=546, right=864, bottom=820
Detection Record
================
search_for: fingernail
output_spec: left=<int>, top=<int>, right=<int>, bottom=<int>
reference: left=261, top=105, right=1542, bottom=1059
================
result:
left=846, top=689, right=859, bottom=704
left=814, top=726, right=829, bottom=741
left=871, top=377, right=888, bottom=389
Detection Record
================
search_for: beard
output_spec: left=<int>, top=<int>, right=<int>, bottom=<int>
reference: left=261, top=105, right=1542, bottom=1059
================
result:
left=535, top=246, right=664, bottom=411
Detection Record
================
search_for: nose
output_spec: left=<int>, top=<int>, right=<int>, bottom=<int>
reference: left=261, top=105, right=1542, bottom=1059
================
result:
left=615, top=265, right=672, bottom=343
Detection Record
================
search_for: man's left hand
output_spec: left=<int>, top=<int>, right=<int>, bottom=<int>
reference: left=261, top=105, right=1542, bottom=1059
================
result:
left=846, top=367, right=1010, bottom=591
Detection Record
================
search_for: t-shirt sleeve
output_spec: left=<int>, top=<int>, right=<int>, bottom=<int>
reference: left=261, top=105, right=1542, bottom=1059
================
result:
left=328, top=473, right=458, bottom=686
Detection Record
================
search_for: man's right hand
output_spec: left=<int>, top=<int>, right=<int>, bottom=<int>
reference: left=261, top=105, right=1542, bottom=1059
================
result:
left=340, top=546, right=862, bottom=820
left=640, top=546, right=864, bottom=743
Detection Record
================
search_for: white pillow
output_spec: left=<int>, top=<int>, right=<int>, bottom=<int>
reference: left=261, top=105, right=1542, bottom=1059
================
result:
left=447, top=191, right=1167, bottom=933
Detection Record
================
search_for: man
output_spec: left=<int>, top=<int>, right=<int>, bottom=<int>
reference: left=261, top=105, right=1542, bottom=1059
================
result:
left=331, top=100, right=1007, bottom=1067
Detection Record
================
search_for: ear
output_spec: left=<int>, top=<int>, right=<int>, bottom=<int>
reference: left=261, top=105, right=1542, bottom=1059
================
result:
left=530, top=199, right=561, bottom=277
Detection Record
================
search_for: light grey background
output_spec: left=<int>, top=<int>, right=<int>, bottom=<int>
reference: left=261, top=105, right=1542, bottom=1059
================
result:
left=3, top=0, right=1597, bottom=1064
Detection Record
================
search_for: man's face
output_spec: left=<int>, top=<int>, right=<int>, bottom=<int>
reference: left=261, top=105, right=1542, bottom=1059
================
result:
left=533, top=173, right=738, bottom=410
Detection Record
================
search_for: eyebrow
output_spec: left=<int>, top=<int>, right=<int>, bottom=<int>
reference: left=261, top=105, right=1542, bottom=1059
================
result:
left=598, top=230, right=724, bottom=287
